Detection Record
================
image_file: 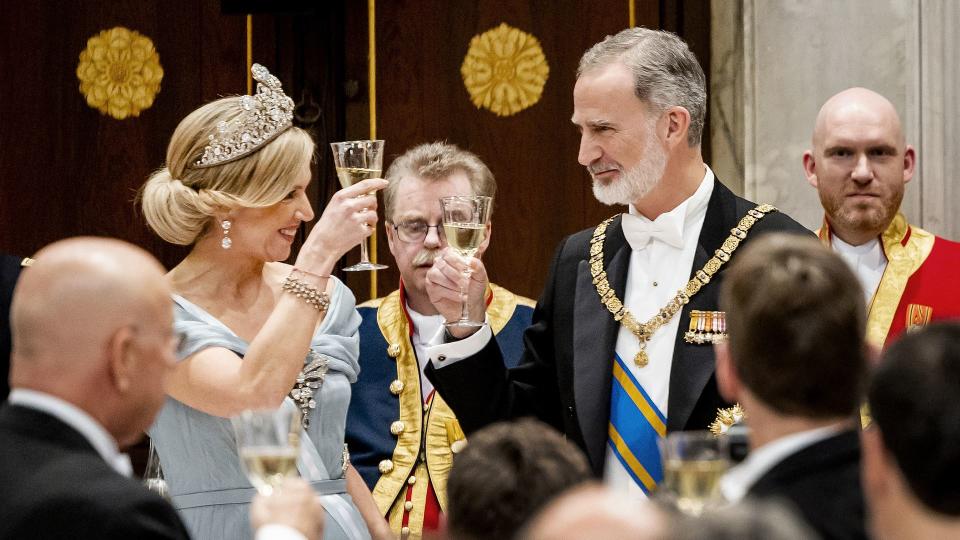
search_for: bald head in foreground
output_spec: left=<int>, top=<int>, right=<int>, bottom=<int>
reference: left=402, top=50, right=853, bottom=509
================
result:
left=522, top=485, right=813, bottom=540
left=521, top=484, right=665, bottom=540
left=10, top=238, right=176, bottom=446
left=0, top=237, right=190, bottom=539
left=803, top=87, right=960, bottom=348
left=0, top=238, right=323, bottom=540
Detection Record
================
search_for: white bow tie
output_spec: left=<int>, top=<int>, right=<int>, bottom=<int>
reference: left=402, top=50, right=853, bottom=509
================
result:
left=621, top=212, right=685, bottom=250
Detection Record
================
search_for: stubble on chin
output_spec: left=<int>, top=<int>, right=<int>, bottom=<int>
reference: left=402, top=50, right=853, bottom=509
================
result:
left=824, top=192, right=902, bottom=239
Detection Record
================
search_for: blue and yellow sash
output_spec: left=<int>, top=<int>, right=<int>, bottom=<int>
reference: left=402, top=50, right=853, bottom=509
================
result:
left=608, top=353, right=666, bottom=494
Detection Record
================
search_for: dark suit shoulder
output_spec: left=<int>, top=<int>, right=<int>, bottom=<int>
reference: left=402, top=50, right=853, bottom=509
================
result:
left=557, top=215, right=622, bottom=260
left=749, top=430, right=866, bottom=540
left=0, top=408, right=189, bottom=540
left=730, top=192, right=812, bottom=236
left=8, top=486, right=189, bottom=539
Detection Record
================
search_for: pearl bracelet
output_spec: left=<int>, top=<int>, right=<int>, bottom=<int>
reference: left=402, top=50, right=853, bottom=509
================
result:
left=282, top=273, right=330, bottom=312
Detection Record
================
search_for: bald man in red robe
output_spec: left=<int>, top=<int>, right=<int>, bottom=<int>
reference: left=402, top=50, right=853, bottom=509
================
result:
left=803, top=87, right=960, bottom=349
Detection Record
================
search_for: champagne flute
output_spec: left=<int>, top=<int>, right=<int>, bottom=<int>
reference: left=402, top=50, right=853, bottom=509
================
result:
left=330, top=139, right=388, bottom=271
left=658, top=430, right=730, bottom=516
left=232, top=407, right=302, bottom=496
left=142, top=438, right=171, bottom=502
left=440, top=195, right=492, bottom=328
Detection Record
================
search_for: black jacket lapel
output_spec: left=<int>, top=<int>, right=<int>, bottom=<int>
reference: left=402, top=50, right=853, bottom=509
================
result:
left=573, top=216, right=628, bottom=475
left=667, top=181, right=738, bottom=431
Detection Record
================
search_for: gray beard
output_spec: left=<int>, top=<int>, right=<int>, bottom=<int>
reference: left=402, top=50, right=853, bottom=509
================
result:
left=592, top=143, right=667, bottom=207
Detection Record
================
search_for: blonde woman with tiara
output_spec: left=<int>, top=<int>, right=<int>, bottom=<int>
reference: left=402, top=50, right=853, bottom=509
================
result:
left=139, top=64, right=390, bottom=540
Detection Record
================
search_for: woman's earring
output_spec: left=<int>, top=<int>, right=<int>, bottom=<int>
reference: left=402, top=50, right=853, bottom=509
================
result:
left=221, top=220, right=232, bottom=250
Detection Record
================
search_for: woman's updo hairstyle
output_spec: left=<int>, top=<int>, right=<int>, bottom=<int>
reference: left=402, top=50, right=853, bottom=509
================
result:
left=140, top=96, right=314, bottom=245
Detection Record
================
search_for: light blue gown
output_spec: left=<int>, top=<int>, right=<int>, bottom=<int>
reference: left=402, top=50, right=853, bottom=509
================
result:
left=148, top=279, right=371, bottom=540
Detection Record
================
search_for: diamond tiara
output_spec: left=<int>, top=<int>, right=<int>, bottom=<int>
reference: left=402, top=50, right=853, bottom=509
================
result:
left=193, top=63, right=295, bottom=168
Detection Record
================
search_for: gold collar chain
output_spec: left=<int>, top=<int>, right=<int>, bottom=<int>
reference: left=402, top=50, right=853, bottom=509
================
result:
left=590, top=204, right=777, bottom=368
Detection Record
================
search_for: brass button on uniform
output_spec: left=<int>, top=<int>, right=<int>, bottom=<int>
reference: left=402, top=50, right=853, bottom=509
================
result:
left=401, top=526, right=410, bottom=537
left=390, top=421, right=406, bottom=435
left=404, top=501, right=414, bottom=511
left=408, top=475, right=417, bottom=485
left=387, top=343, right=401, bottom=358
left=378, top=459, right=394, bottom=474
left=389, top=379, right=404, bottom=395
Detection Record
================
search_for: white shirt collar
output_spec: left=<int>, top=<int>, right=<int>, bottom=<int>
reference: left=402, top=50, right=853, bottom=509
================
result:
left=831, top=234, right=884, bottom=263
left=8, top=388, right=133, bottom=476
left=623, top=166, right=714, bottom=250
left=719, top=422, right=847, bottom=503
left=405, top=303, right=445, bottom=401
left=405, top=304, right=444, bottom=346
left=830, top=234, right=887, bottom=304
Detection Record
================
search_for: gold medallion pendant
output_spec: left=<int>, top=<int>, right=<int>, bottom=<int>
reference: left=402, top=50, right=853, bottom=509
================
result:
left=634, top=349, right=649, bottom=368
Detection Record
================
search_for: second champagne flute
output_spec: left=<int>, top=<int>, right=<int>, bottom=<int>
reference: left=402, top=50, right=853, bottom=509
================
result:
left=232, top=407, right=302, bottom=496
left=330, top=139, right=387, bottom=271
left=658, top=430, right=730, bottom=515
left=440, top=195, right=492, bottom=328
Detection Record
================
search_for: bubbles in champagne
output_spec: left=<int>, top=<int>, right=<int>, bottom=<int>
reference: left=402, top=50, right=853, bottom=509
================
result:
left=241, top=447, right=299, bottom=495
left=663, top=458, right=728, bottom=515
left=443, top=222, right=486, bottom=257
left=336, top=167, right=381, bottom=189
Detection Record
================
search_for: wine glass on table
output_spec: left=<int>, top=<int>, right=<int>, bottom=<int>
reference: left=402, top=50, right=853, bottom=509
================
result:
left=330, top=139, right=387, bottom=271
left=439, top=195, right=492, bottom=328
left=232, top=407, right=302, bottom=496
left=658, top=431, right=730, bottom=516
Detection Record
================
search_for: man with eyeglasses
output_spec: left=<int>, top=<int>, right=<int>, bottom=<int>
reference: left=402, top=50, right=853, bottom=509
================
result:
left=345, top=142, right=534, bottom=538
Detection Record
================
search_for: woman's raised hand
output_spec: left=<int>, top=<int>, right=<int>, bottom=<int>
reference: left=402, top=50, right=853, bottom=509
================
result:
left=295, top=178, right=389, bottom=274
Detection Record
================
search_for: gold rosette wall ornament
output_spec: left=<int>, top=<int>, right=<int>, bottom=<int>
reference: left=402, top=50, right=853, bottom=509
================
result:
left=76, top=27, right=164, bottom=120
left=461, top=23, right=549, bottom=117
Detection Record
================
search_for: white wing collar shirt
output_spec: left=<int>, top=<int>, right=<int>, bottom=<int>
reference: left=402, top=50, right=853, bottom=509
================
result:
left=604, top=167, right=714, bottom=498
left=407, top=304, right=444, bottom=401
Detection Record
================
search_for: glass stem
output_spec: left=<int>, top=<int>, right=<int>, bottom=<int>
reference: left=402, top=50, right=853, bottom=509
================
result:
left=459, top=267, right=472, bottom=322
left=359, top=234, right=371, bottom=264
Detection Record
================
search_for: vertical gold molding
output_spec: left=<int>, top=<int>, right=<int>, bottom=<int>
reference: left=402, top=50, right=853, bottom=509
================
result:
left=368, top=0, right=379, bottom=299
left=629, top=0, right=636, bottom=27
left=246, top=15, right=253, bottom=94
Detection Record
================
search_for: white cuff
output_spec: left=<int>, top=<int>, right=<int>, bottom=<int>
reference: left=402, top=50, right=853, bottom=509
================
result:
left=425, top=320, right=492, bottom=368
left=255, top=524, right=308, bottom=540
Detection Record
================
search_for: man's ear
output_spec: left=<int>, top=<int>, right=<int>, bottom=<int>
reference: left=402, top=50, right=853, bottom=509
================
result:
left=385, top=221, right=398, bottom=257
left=476, top=222, right=493, bottom=258
left=802, top=150, right=819, bottom=188
left=902, top=144, right=916, bottom=184
left=662, top=106, right=692, bottom=149
left=106, top=326, right=136, bottom=393
left=714, top=341, right=740, bottom=403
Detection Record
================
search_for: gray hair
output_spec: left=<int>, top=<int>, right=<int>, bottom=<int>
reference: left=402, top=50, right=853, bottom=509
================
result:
left=382, top=141, right=496, bottom=220
left=578, top=27, right=706, bottom=146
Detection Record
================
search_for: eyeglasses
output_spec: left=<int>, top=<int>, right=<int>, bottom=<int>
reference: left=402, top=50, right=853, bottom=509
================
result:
left=390, top=221, right=446, bottom=243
